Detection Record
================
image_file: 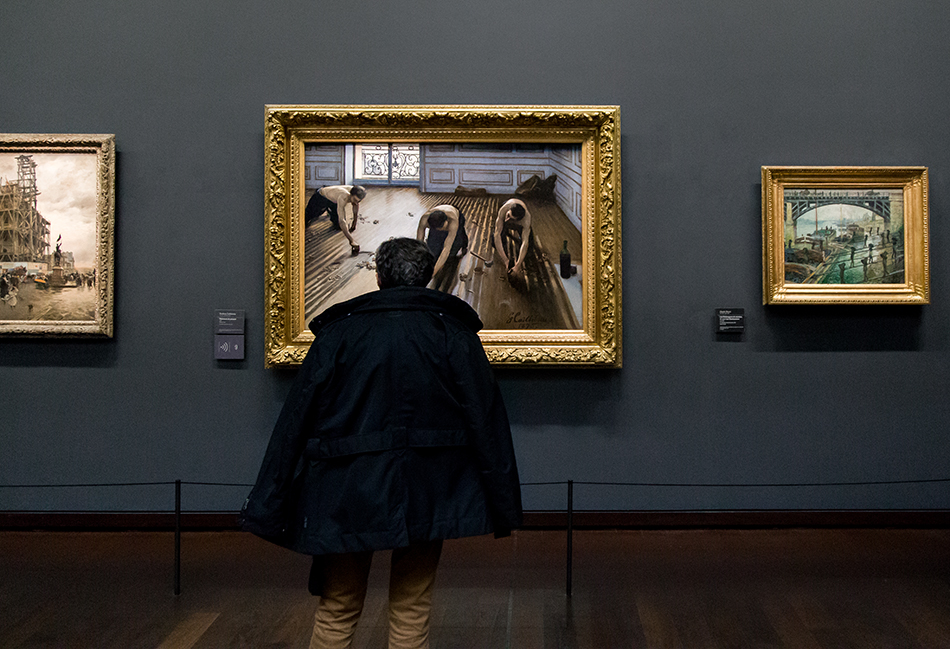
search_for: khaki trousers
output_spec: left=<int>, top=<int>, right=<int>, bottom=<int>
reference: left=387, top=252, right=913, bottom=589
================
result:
left=310, top=539, right=443, bottom=649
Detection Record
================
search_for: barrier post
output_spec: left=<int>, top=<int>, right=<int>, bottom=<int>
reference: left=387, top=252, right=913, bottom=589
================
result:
left=174, top=479, right=181, bottom=596
left=566, top=480, right=573, bottom=598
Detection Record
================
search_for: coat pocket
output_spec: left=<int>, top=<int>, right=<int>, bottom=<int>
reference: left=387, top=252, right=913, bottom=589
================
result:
left=298, top=451, right=404, bottom=549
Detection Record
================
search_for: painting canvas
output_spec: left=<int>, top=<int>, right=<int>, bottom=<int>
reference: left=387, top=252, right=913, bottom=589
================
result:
left=264, top=106, right=621, bottom=367
left=0, top=134, right=115, bottom=336
left=302, top=142, right=583, bottom=331
left=762, top=166, right=928, bottom=305
left=782, top=188, right=904, bottom=285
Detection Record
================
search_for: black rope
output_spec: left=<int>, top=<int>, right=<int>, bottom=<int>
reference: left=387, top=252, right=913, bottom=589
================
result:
left=0, top=481, right=177, bottom=488
left=0, top=481, right=252, bottom=489
left=520, top=481, right=569, bottom=487
left=180, top=482, right=254, bottom=488
left=2, top=477, right=950, bottom=490
left=570, top=478, right=950, bottom=488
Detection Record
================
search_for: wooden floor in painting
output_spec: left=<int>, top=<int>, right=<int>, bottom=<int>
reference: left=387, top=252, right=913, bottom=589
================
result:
left=2, top=528, right=950, bottom=648
left=303, top=187, right=582, bottom=330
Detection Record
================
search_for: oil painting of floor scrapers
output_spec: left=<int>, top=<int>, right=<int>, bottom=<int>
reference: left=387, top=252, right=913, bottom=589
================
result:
left=302, top=142, right=583, bottom=330
left=783, top=188, right=904, bottom=285
left=0, top=152, right=99, bottom=322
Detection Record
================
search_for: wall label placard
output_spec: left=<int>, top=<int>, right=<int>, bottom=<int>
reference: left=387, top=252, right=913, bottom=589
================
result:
left=215, top=310, right=245, bottom=334
left=716, top=308, right=744, bottom=334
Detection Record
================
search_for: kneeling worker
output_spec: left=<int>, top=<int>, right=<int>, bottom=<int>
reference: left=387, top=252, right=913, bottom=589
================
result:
left=305, top=184, right=367, bottom=254
left=493, top=198, right=533, bottom=280
left=416, top=204, right=468, bottom=279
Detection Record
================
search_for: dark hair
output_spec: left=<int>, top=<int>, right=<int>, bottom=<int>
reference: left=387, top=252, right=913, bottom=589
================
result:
left=350, top=185, right=366, bottom=200
left=375, top=238, right=435, bottom=288
left=426, top=210, right=447, bottom=229
left=510, top=204, right=526, bottom=219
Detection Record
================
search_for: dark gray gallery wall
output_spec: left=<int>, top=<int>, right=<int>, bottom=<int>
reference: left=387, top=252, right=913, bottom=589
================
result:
left=1, top=0, right=948, bottom=513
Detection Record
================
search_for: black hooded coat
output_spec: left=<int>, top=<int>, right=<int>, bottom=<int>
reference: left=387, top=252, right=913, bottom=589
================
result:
left=241, top=286, right=523, bottom=556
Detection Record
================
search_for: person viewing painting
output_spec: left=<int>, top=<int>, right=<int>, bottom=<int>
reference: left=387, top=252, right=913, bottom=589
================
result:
left=242, top=237, right=522, bottom=649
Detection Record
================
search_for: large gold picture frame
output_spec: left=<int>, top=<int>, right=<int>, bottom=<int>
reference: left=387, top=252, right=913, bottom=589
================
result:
left=0, top=133, right=115, bottom=337
left=762, top=166, right=929, bottom=305
left=265, top=105, right=621, bottom=367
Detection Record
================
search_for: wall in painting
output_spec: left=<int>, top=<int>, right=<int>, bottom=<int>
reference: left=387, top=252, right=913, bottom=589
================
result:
left=549, top=145, right=583, bottom=230
left=304, top=145, right=344, bottom=189
left=421, top=144, right=582, bottom=226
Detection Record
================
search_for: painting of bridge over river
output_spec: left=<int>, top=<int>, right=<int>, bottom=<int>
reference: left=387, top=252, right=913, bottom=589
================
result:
left=783, top=188, right=904, bottom=285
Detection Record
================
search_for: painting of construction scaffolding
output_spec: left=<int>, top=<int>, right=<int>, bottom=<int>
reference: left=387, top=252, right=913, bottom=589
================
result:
left=301, top=142, right=584, bottom=330
left=0, top=152, right=98, bottom=321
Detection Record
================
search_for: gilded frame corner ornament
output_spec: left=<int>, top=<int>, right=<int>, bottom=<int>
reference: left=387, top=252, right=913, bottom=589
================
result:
left=0, top=133, right=115, bottom=337
left=264, top=105, right=621, bottom=367
left=762, top=166, right=929, bottom=305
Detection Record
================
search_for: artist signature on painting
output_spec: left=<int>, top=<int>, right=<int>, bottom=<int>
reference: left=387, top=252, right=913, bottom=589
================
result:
left=505, top=311, right=548, bottom=328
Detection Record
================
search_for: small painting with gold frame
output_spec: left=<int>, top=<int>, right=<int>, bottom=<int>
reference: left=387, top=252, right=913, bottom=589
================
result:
left=762, top=166, right=928, bottom=305
left=265, top=105, right=621, bottom=367
left=0, top=133, right=115, bottom=337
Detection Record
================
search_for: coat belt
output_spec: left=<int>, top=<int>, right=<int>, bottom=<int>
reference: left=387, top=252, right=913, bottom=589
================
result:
left=304, top=428, right=467, bottom=459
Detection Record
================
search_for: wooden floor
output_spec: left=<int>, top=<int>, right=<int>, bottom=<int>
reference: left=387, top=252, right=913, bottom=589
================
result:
left=3, top=528, right=950, bottom=648
left=304, top=187, right=581, bottom=330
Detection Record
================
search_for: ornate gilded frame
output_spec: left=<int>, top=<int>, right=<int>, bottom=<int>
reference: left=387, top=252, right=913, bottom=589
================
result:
left=762, top=166, right=929, bottom=305
left=265, top=105, right=621, bottom=367
left=0, top=133, right=115, bottom=337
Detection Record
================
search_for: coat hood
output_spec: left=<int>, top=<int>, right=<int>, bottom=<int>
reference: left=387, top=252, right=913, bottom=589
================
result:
left=309, top=286, right=483, bottom=335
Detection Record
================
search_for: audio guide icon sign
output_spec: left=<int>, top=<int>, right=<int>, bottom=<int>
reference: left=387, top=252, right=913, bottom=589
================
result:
left=215, top=335, right=244, bottom=360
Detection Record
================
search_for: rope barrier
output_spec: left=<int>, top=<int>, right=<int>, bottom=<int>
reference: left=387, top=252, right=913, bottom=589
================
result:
left=570, top=477, right=950, bottom=488
left=1, top=477, right=949, bottom=599
left=5, top=477, right=949, bottom=490
left=0, top=481, right=178, bottom=488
